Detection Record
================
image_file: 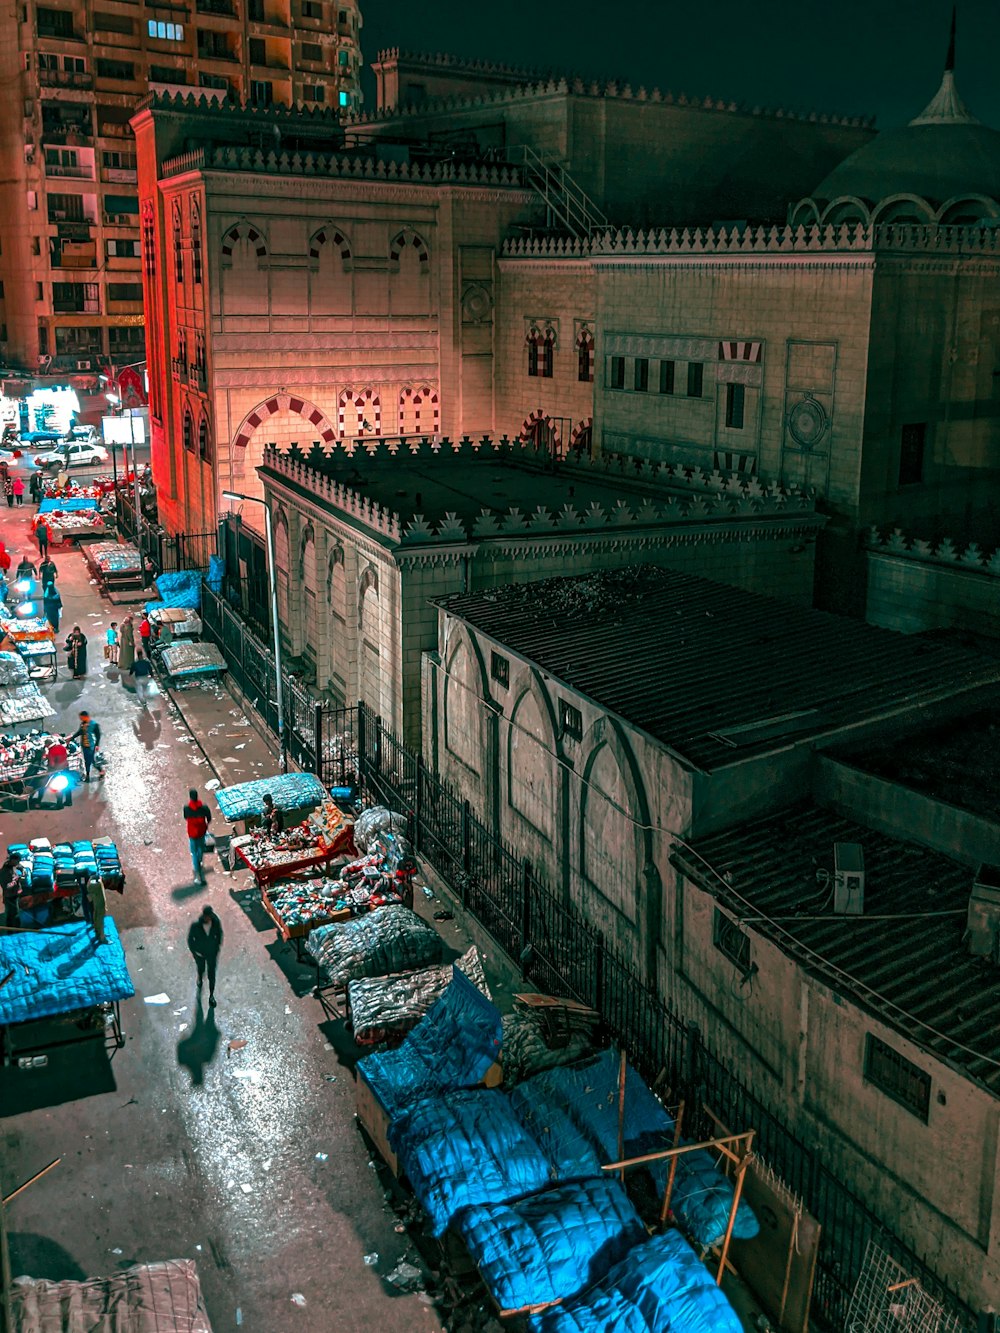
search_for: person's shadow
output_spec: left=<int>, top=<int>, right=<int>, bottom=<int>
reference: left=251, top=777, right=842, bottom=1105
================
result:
left=131, top=708, right=161, bottom=750
left=176, top=996, right=220, bottom=1087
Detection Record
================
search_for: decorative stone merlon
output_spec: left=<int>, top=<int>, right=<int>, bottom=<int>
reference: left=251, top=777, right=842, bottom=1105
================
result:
left=163, top=144, right=525, bottom=188
left=867, top=526, right=1000, bottom=576
left=259, top=437, right=819, bottom=549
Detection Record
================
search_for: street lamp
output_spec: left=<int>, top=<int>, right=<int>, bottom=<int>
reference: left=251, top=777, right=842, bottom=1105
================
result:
left=221, top=489, right=285, bottom=771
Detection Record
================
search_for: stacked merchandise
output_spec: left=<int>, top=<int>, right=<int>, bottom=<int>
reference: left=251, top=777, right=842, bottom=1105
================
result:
left=305, top=904, right=447, bottom=988
left=234, top=801, right=355, bottom=884
left=0, top=650, right=28, bottom=686
left=160, top=640, right=227, bottom=679
left=0, top=682, right=56, bottom=725
left=85, top=541, right=141, bottom=574
left=43, top=511, right=107, bottom=540
left=0, top=730, right=82, bottom=785
left=262, top=861, right=409, bottom=941
left=39, top=496, right=100, bottom=515
left=0, top=613, right=54, bottom=643
left=148, top=605, right=202, bottom=638
left=500, top=996, right=602, bottom=1087
left=215, top=771, right=327, bottom=824
left=348, top=945, right=490, bottom=1046
left=9, top=836, right=125, bottom=910
left=10, top=1260, right=213, bottom=1332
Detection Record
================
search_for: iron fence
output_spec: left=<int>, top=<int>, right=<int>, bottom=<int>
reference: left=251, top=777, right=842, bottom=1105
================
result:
left=116, top=492, right=216, bottom=576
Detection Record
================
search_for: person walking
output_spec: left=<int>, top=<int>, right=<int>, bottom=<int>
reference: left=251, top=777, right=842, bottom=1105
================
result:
left=85, top=871, right=107, bottom=945
left=69, top=710, right=101, bottom=781
left=28, top=471, right=42, bottom=506
left=16, top=555, right=35, bottom=580
left=106, top=622, right=119, bottom=666
left=13, top=474, right=25, bottom=506
left=65, top=624, right=87, bottom=678
left=1, top=851, right=22, bottom=928
left=118, top=615, right=135, bottom=676
left=43, top=582, right=61, bottom=633
left=4, top=474, right=14, bottom=508
left=183, top=788, right=213, bottom=884
left=36, top=520, right=49, bottom=557
left=187, top=904, right=222, bottom=1006
left=38, top=554, right=56, bottom=587
left=138, top=614, right=152, bottom=654
left=130, top=650, right=153, bottom=708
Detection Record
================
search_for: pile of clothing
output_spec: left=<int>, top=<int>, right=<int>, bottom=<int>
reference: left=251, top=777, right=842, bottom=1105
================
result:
left=0, top=651, right=28, bottom=687
left=94, top=840, right=124, bottom=891
left=8, top=837, right=123, bottom=894
left=87, top=541, right=141, bottom=573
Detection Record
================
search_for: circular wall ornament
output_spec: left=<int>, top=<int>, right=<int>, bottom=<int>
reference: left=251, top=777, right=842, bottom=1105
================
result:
left=462, top=283, right=492, bottom=323
left=787, top=395, right=828, bottom=450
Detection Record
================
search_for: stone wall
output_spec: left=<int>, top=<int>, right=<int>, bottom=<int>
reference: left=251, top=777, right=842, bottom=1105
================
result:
left=866, top=527, right=1000, bottom=640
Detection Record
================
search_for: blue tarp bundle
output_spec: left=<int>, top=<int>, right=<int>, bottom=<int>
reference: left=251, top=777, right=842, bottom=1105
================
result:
left=305, top=904, right=446, bottom=989
left=0, top=919, right=134, bottom=1026
left=207, top=555, right=224, bottom=593
left=39, top=497, right=98, bottom=514
left=389, top=1087, right=553, bottom=1236
left=215, top=771, right=327, bottom=822
left=145, top=569, right=202, bottom=613
left=456, top=1176, right=645, bottom=1314
left=527, top=1230, right=744, bottom=1333
left=359, top=968, right=502, bottom=1121
left=160, top=641, right=226, bottom=679
left=509, top=1050, right=758, bottom=1248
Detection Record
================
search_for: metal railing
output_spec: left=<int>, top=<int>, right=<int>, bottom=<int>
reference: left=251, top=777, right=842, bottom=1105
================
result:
left=519, top=144, right=609, bottom=237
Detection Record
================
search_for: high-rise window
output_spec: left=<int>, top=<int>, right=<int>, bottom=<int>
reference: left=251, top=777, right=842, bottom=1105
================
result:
left=301, top=42, right=322, bottom=61
left=338, top=48, right=348, bottom=65
left=577, top=330, right=594, bottom=383
left=725, top=382, right=745, bottom=430
left=686, top=362, right=703, bottom=398
left=191, top=204, right=202, bottom=284
left=251, top=80, right=273, bottom=105
left=147, top=20, right=184, bottom=39
left=338, top=90, right=349, bottom=106
left=96, top=59, right=136, bottom=81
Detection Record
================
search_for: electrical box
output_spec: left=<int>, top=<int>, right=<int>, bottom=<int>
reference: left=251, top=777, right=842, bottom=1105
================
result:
left=834, top=842, right=865, bottom=915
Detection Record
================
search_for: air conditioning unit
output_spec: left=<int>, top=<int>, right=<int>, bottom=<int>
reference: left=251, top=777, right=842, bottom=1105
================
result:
left=833, top=842, right=865, bottom=915
left=75, top=358, right=92, bottom=370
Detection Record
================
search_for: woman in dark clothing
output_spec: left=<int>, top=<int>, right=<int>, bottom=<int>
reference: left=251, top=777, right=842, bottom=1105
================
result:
left=3, top=474, right=13, bottom=508
left=43, top=582, right=61, bottom=633
left=65, top=625, right=87, bottom=678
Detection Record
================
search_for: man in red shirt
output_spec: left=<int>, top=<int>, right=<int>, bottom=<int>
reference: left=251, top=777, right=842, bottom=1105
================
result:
left=183, top=787, right=213, bottom=884
left=139, top=615, right=152, bottom=652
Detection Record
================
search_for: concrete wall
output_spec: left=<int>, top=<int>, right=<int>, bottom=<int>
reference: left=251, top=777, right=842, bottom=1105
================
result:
left=867, top=548, right=1000, bottom=640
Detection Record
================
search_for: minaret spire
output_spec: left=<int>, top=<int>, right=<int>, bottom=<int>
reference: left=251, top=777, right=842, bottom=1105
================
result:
left=909, top=5, right=979, bottom=126
left=945, top=4, right=956, bottom=73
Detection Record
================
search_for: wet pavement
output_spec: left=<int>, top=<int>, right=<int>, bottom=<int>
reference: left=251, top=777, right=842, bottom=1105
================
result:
left=0, top=504, right=453, bottom=1331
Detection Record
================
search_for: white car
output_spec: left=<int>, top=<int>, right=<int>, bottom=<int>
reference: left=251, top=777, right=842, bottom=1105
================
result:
left=34, top=440, right=110, bottom=470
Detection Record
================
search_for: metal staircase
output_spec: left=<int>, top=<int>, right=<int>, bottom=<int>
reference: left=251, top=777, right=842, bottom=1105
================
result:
left=519, top=144, right=608, bottom=238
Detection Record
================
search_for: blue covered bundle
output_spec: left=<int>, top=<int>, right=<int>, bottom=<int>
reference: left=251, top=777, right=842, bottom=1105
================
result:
left=0, top=919, right=135, bottom=1026
left=215, top=771, right=327, bottom=822
left=160, top=641, right=226, bottom=679
left=389, top=1087, right=552, bottom=1237
left=456, top=1176, right=645, bottom=1315
left=527, top=1230, right=743, bottom=1333
left=359, top=968, right=501, bottom=1121
left=207, top=555, right=224, bottom=593
left=305, top=904, right=446, bottom=988
left=510, top=1050, right=758, bottom=1248
left=40, top=496, right=98, bottom=514
left=145, top=569, right=202, bottom=612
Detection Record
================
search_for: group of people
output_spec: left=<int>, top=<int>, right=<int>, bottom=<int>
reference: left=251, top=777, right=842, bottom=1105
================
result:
left=105, top=613, right=159, bottom=707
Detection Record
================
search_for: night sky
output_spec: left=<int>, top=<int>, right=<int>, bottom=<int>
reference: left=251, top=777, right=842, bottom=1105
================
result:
left=358, top=0, right=1000, bottom=130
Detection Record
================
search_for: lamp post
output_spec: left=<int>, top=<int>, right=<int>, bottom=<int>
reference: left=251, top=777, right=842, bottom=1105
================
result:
left=221, top=489, right=285, bottom=771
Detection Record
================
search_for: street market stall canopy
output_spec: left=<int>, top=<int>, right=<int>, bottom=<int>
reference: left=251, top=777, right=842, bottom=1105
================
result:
left=214, top=771, right=327, bottom=823
left=0, top=918, right=134, bottom=1027
left=160, top=640, right=227, bottom=679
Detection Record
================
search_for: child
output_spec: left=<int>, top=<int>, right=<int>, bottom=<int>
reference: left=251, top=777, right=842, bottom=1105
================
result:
left=106, top=622, right=119, bottom=666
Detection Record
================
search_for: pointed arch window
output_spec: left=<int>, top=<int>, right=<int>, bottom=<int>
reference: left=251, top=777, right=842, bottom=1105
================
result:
left=183, top=407, right=194, bottom=453
left=172, top=203, right=183, bottom=286
left=527, top=327, right=554, bottom=379
left=577, top=329, right=594, bottom=383
left=191, top=202, right=203, bottom=284
left=142, top=206, right=156, bottom=278
left=198, top=415, right=212, bottom=463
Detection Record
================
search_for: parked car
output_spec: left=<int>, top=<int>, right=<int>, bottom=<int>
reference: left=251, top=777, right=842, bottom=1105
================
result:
left=34, top=441, right=110, bottom=470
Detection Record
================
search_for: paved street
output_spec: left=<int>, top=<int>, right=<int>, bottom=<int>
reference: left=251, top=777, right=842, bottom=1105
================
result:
left=0, top=502, right=448, bottom=1332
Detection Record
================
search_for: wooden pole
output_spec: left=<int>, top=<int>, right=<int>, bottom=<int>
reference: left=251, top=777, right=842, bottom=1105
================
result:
left=601, top=1130, right=752, bottom=1174
left=2, top=1157, right=61, bottom=1205
left=616, top=1048, right=627, bottom=1184
left=716, top=1131, right=754, bottom=1287
left=658, top=1100, right=685, bottom=1227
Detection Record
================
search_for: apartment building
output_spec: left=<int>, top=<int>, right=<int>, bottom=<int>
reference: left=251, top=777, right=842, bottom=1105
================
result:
left=0, top=0, right=363, bottom=373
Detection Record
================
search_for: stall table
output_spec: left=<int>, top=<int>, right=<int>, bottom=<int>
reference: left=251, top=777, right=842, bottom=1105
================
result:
left=160, top=640, right=226, bottom=680
left=0, top=683, right=56, bottom=726
left=233, top=800, right=355, bottom=885
left=18, top=638, right=57, bottom=682
left=81, top=540, right=143, bottom=591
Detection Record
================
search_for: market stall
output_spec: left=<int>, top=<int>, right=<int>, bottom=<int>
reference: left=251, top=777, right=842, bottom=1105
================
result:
left=9, top=837, right=125, bottom=924
left=0, top=917, right=133, bottom=1067
left=0, top=731, right=82, bottom=788
left=80, top=539, right=142, bottom=591
left=306, top=903, right=448, bottom=1007
left=9, top=1259, right=214, bottom=1332
left=159, top=640, right=226, bottom=680
left=347, top=944, right=489, bottom=1047
left=233, top=800, right=356, bottom=885
left=38, top=499, right=106, bottom=545
left=0, top=683, right=56, bottom=727
left=148, top=604, right=202, bottom=639
left=215, top=771, right=328, bottom=830
left=17, top=638, right=58, bottom=683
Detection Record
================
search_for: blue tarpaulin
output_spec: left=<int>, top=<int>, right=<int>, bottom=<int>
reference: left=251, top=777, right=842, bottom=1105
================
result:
left=527, top=1230, right=744, bottom=1333
left=39, top=497, right=98, bottom=514
left=207, top=555, right=224, bottom=593
left=359, top=968, right=502, bottom=1121
left=0, top=919, right=134, bottom=1026
left=389, top=1087, right=552, bottom=1237
left=145, top=569, right=202, bottom=612
left=214, top=771, right=326, bottom=822
left=509, top=1050, right=758, bottom=1249
left=456, top=1176, right=645, bottom=1314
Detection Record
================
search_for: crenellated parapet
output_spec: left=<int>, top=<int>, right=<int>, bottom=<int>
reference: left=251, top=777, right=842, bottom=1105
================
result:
left=867, top=526, right=1000, bottom=577
left=582, top=222, right=1000, bottom=257
left=163, top=143, right=526, bottom=188
left=259, top=437, right=819, bottom=550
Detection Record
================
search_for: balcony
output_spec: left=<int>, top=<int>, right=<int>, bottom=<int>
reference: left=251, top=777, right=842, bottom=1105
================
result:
left=38, top=68, right=92, bottom=89
left=250, top=55, right=289, bottom=72
left=247, top=8, right=289, bottom=29
left=98, top=121, right=131, bottom=138
left=50, top=239, right=97, bottom=268
left=196, top=0, right=235, bottom=14
left=53, top=297, right=100, bottom=314
left=45, top=162, right=95, bottom=179
left=196, top=43, right=237, bottom=61
left=40, top=125, right=93, bottom=146
left=37, top=24, right=82, bottom=40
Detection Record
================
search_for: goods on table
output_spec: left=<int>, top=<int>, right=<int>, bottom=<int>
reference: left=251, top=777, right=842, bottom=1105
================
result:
left=0, top=613, right=54, bottom=643
left=85, top=541, right=142, bottom=573
left=348, top=945, right=490, bottom=1046
left=9, top=1260, right=213, bottom=1333
left=160, top=640, right=226, bottom=678
left=262, top=861, right=408, bottom=940
left=215, top=771, right=327, bottom=824
left=234, top=799, right=355, bottom=884
left=305, top=903, right=447, bottom=987
left=0, top=682, right=56, bottom=724
left=0, top=649, right=28, bottom=686
left=148, top=605, right=202, bottom=637
left=39, top=495, right=100, bottom=515
left=43, top=510, right=106, bottom=540
left=9, top=836, right=125, bottom=902
left=0, top=730, right=82, bottom=785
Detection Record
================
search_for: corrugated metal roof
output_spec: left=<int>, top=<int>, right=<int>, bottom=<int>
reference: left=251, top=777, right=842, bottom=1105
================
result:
left=673, top=804, right=1000, bottom=1095
left=437, top=566, right=1000, bottom=771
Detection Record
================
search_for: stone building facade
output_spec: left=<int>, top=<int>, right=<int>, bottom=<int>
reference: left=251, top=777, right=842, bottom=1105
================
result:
left=424, top=563, right=1000, bottom=1312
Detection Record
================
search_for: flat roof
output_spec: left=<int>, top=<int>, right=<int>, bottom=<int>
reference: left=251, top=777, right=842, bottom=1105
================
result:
left=436, top=565, right=1000, bottom=770
left=673, top=803, right=1000, bottom=1095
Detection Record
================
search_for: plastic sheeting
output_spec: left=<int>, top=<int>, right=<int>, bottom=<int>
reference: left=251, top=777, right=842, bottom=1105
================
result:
left=215, top=771, right=327, bottom=823
left=501, top=1011, right=596, bottom=1087
left=509, top=1050, right=758, bottom=1249
left=348, top=945, right=489, bottom=1046
left=0, top=682, right=56, bottom=724
left=358, top=967, right=501, bottom=1121
left=84, top=540, right=141, bottom=570
left=160, top=641, right=227, bottom=678
left=39, top=496, right=99, bottom=514
left=0, top=918, right=134, bottom=1026
left=10, top=1259, right=214, bottom=1332
left=0, top=649, right=28, bottom=687
left=526, top=1231, right=743, bottom=1333
left=389, top=1087, right=552, bottom=1237
left=457, top=1176, right=646, bottom=1314
left=306, top=903, right=446, bottom=989
left=146, top=568, right=202, bottom=612
left=353, top=805, right=409, bottom=853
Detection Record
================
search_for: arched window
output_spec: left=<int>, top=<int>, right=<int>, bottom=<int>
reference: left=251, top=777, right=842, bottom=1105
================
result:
left=172, top=203, right=183, bottom=286
left=183, top=408, right=194, bottom=453
left=142, top=205, right=156, bottom=278
left=577, top=329, right=594, bottom=383
left=198, top=416, right=212, bottom=463
left=527, top=327, right=554, bottom=379
left=191, top=202, right=203, bottom=285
